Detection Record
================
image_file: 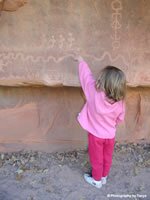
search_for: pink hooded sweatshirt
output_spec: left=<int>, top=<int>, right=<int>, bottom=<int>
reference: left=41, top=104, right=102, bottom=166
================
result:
left=77, top=61, right=125, bottom=139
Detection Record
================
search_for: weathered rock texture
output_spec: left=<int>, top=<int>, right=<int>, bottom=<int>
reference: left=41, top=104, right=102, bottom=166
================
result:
left=0, top=0, right=149, bottom=87
left=0, top=87, right=149, bottom=152
left=0, top=0, right=149, bottom=152
left=0, top=0, right=27, bottom=12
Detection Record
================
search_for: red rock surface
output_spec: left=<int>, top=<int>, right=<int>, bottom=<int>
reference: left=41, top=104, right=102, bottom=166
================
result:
left=0, top=87, right=149, bottom=152
left=0, top=0, right=149, bottom=87
left=0, top=0, right=27, bottom=12
left=0, top=0, right=149, bottom=152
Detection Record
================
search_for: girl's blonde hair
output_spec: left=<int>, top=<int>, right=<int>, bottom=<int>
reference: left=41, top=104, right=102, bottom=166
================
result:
left=96, top=66, right=126, bottom=102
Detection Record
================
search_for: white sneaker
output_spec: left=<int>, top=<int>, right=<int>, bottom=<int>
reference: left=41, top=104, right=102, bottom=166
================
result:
left=101, top=176, right=107, bottom=185
left=84, top=173, right=102, bottom=189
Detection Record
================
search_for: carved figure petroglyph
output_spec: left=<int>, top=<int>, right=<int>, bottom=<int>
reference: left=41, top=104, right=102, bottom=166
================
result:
left=49, top=35, right=56, bottom=49
left=111, top=0, right=122, bottom=50
left=40, top=33, right=77, bottom=51
left=67, top=33, right=75, bottom=49
left=59, top=35, right=65, bottom=49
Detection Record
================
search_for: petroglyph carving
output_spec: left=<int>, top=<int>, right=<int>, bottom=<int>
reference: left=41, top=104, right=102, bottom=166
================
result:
left=42, top=32, right=77, bottom=51
left=0, top=52, right=75, bottom=65
left=59, top=35, right=65, bottom=49
left=111, top=0, right=122, bottom=50
left=0, top=32, right=80, bottom=69
left=0, top=0, right=149, bottom=87
left=48, top=35, right=56, bottom=49
left=0, top=50, right=129, bottom=71
left=83, top=52, right=129, bottom=70
left=67, top=33, right=75, bottom=49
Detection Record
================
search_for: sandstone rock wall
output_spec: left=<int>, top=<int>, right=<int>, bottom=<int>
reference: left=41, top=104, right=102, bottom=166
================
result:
left=0, top=0, right=149, bottom=152
left=0, top=0, right=27, bottom=12
left=0, top=0, right=149, bottom=87
left=0, top=87, right=149, bottom=152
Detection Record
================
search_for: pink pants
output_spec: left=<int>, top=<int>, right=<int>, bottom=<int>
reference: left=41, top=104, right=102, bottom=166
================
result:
left=88, top=133, right=115, bottom=181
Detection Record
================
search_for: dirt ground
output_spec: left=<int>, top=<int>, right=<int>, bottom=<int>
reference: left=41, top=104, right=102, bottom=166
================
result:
left=0, top=142, right=149, bottom=200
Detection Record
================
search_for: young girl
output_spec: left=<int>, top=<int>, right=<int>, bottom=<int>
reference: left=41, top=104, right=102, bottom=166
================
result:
left=74, top=55, right=126, bottom=189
